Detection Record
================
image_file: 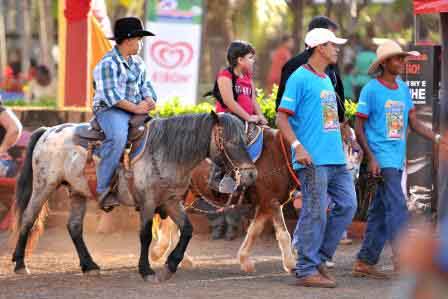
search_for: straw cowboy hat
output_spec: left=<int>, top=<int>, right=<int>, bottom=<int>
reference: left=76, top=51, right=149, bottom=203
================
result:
left=368, top=40, right=419, bottom=75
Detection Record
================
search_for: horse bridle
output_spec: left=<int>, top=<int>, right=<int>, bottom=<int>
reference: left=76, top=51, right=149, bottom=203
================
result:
left=212, top=124, right=253, bottom=187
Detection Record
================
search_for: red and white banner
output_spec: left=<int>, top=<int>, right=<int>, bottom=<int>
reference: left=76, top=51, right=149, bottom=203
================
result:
left=144, top=22, right=201, bottom=105
left=414, top=0, right=448, bottom=15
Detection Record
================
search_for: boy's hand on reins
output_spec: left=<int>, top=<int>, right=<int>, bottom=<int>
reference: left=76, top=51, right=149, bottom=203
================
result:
left=144, top=97, right=157, bottom=111
left=135, top=101, right=152, bottom=114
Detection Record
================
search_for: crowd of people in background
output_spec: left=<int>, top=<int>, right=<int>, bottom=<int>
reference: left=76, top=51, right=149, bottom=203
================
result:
left=0, top=51, right=55, bottom=102
left=267, top=28, right=380, bottom=103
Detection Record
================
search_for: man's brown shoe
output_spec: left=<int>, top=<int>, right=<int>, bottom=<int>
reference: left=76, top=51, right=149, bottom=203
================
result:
left=352, top=260, right=390, bottom=280
left=318, top=264, right=336, bottom=282
left=296, top=273, right=337, bottom=288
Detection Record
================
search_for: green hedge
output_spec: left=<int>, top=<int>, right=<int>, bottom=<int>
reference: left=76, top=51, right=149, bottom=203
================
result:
left=153, top=87, right=278, bottom=125
left=4, top=96, right=57, bottom=108
left=152, top=85, right=357, bottom=128
left=3, top=87, right=357, bottom=126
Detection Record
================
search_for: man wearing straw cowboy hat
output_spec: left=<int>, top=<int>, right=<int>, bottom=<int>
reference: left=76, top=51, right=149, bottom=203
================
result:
left=93, top=17, right=157, bottom=212
left=352, top=39, right=448, bottom=279
left=277, top=28, right=357, bottom=288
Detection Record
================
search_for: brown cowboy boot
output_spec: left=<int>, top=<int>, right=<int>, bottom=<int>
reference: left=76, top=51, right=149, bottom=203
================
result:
left=352, top=260, right=390, bottom=280
left=98, top=188, right=119, bottom=213
left=296, top=273, right=337, bottom=288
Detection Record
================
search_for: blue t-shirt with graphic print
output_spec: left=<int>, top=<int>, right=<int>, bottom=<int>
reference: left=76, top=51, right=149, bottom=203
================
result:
left=278, top=65, right=346, bottom=170
left=356, top=78, right=414, bottom=170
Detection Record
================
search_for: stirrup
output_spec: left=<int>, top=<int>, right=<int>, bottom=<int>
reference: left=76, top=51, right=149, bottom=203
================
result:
left=99, top=191, right=119, bottom=213
left=218, top=175, right=237, bottom=194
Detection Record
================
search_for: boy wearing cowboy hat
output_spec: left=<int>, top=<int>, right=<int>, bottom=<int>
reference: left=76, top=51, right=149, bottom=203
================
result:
left=92, top=17, right=157, bottom=211
left=353, top=39, right=447, bottom=279
left=277, top=28, right=357, bottom=288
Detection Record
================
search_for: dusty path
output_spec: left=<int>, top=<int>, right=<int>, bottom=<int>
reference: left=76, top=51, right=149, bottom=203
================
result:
left=0, top=228, right=399, bottom=299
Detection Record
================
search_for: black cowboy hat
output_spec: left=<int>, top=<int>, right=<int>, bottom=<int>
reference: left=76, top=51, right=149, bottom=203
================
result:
left=109, top=17, right=155, bottom=41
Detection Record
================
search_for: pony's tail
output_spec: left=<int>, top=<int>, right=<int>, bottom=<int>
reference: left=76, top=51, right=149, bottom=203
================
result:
left=10, top=127, right=48, bottom=252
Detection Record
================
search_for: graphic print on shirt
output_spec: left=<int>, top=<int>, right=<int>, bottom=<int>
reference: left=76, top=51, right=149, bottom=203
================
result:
left=385, top=100, right=405, bottom=140
left=321, top=90, right=339, bottom=132
left=235, top=84, right=252, bottom=98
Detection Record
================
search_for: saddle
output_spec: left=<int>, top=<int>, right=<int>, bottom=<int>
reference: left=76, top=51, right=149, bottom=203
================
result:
left=245, top=122, right=263, bottom=163
left=73, top=114, right=152, bottom=199
left=73, top=114, right=151, bottom=145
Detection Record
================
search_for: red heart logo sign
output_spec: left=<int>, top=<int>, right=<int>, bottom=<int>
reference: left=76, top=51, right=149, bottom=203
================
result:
left=150, top=41, right=194, bottom=69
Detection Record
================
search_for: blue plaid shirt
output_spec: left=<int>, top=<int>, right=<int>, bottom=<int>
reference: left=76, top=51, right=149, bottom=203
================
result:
left=93, top=47, right=157, bottom=112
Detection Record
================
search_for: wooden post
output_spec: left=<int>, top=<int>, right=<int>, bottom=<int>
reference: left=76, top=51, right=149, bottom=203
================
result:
left=63, top=0, right=92, bottom=108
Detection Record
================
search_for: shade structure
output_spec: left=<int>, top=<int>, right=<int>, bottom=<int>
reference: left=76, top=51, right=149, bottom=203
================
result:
left=414, top=0, right=448, bottom=15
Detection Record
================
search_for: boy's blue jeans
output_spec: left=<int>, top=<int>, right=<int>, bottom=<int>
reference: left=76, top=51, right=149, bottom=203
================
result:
left=293, top=165, right=357, bottom=278
left=357, top=168, right=408, bottom=265
left=95, top=107, right=131, bottom=194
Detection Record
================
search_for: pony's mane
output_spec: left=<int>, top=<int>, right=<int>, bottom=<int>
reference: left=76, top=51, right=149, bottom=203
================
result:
left=147, top=113, right=245, bottom=164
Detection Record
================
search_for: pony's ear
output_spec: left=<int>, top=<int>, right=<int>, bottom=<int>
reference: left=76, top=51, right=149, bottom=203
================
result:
left=210, top=111, right=220, bottom=124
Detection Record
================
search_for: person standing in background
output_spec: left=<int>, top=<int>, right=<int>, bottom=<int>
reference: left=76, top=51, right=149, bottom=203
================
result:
left=266, top=35, right=294, bottom=94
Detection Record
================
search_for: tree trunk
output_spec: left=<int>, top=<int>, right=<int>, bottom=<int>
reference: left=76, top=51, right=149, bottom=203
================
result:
left=202, top=0, right=234, bottom=82
left=334, top=0, right=348, bottom=36
left=21, top=0, right=31, bottom=77
left=289, top=0, right=305, bottom=53
left=38, top=0, right=55, bottom=72
left=325, top=0, right=333, bottom=18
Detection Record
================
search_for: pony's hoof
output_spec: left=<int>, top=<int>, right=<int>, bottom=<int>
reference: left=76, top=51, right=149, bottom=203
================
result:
left=143, top=275, right=156, bottom=282
left=14, top=267, right=30, bottom=275
left=155, top=265, right=174, bottom=283
left=83, top=269, right=101, bottom=276
left=180, top=258, right=195, bottom=269
left=283, top=260, right=296, bottom=273
left=241, top=260, right=256, bottom=273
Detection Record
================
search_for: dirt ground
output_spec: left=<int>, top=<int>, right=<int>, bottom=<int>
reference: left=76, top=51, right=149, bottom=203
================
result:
left=0, top=224, right=409, bottom=299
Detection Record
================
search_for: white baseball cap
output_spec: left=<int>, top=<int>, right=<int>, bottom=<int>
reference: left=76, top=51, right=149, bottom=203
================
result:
left=304, top=28, right=347, bottom=48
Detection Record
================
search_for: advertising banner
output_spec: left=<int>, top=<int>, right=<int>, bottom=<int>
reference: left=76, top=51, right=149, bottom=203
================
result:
left=144, top=0, right=203, bottom=105
left=404, top=46, right=441, bottom=213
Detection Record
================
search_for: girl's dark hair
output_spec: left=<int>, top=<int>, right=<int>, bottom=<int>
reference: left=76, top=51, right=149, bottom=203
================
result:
left=226, top=40, right=255, bottom=68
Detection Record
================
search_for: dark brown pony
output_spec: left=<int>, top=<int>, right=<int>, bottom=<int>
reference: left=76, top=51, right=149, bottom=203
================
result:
left=150, top=127, right=299, bottom=273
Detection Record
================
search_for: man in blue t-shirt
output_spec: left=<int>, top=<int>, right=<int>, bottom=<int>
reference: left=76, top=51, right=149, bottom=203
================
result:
left=277, top=28, right=357, bottom=288
left=352, top=40, right=447, bottom=279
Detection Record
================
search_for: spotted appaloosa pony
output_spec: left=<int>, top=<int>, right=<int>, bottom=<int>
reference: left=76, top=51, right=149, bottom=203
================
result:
left=150, top=128, right=298, bottom=273
left=11, top=112, right=257, bottom=282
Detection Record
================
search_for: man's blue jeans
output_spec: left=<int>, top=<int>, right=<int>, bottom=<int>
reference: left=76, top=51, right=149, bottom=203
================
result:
left=293, top=165, right=357, bottom=278
left=95, top=107, right=131, bottom=194
left=357, top=168, right=408, bottom=265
